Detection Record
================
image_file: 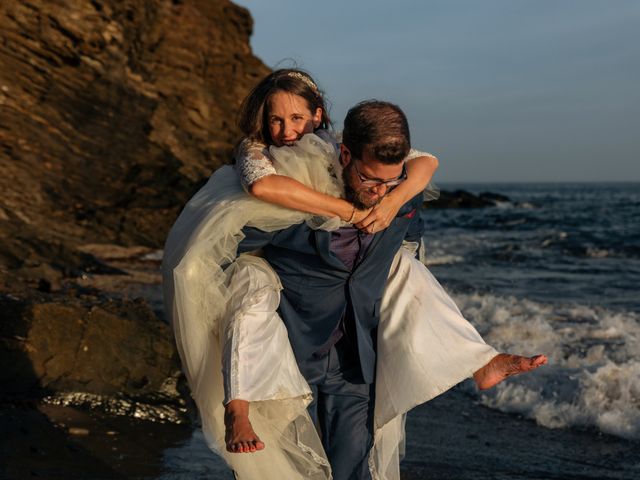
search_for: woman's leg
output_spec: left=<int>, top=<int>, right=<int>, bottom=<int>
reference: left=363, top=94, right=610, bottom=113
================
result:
left=376, top=249, right=547, bottom=419
left=473, top=353, right=548, bottom=390
left=221, top=255, right=311, bottom=454
left=222, top=258, right=274, bottom=453
left=224, top=399, right=264, bottom=453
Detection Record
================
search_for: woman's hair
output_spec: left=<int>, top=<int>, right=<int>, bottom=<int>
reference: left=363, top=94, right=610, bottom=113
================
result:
left=238, top=69, right=331, bottom=145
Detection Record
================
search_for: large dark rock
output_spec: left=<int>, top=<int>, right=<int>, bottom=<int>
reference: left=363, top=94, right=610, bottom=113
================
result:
left=0, top=293, right=178, bottom=396
left=0, top=0, right=269, bottom=293
left=0, top=1, right=269, bottom=398
left=425, top=189, right=511, bottom=209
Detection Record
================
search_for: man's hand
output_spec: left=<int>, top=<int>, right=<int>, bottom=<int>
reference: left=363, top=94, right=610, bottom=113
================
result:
left=354, top=195, right=403, bottom=234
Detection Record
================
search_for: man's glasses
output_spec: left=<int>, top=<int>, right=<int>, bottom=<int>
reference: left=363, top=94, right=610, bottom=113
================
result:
left=353, top=160, right=407, bottom=189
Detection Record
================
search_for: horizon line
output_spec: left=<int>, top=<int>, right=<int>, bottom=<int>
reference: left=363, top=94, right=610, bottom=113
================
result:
left=436, top=180, right=640, bottom=184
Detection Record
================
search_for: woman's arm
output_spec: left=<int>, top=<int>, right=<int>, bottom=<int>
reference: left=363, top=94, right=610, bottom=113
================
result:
left=354, top=151, right=439, bottom=233
left=236, top=138, right=370, bottom=223
left=250, top=174, right=369, bottom=222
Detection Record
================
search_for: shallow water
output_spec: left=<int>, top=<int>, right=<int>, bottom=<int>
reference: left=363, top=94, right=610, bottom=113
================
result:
left=424, top=183, right=640, bottom=440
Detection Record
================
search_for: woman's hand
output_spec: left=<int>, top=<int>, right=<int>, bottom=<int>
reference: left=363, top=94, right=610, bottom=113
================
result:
left=351, top=206, right=373, bottom=224
left=354, top=195, right=403, bottom=234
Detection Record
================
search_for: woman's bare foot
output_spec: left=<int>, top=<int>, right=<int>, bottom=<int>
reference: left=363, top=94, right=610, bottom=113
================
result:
left=224, top=399, right=265, bottom=453
left=473, top=353, right=548, bottom=390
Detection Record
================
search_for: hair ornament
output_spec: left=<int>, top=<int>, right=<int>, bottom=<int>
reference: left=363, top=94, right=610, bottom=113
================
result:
left=286, top=71, right=318, bottom=92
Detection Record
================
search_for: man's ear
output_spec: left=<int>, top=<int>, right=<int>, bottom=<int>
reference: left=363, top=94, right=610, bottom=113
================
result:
left=312, top=107, right=322, bottom=129
left=339, top=144, right=351, bottom=167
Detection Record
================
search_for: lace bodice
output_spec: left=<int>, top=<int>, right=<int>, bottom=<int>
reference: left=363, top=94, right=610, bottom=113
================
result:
left=234, top=130, right=337, bottom=190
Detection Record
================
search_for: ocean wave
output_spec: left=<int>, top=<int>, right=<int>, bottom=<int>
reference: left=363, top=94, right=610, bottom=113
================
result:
left=498, top=218, right=527, bottom=226
left=452, top=292, right=640, bottom=440
left=540, top=231, right=568, bottom=248
left=472, top=361, right=640, bottom=440
left=517, top=201, right=536, bottom=210
left=585, top=247, right=611, bottom=258
left=424, top=254, right=464, bottom=266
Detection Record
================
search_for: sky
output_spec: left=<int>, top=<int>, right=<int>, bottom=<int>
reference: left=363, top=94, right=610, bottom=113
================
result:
left=233, top=0, right=639, bottom=183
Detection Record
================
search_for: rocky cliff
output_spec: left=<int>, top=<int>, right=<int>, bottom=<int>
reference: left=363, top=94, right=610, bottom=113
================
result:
left=0, top=0, right=269, bottom=397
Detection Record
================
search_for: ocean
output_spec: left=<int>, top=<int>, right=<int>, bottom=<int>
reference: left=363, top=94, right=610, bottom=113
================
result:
left=158, top=182, right=640, bottom=479
left=423, top=182, right=640, bottom=441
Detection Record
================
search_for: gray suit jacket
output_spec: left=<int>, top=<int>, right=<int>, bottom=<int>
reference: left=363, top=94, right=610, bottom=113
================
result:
left=238, top=194, right=424, bottom=384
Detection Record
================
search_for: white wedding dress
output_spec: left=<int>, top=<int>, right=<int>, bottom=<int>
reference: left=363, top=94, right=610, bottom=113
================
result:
left=162, top=133, right=498, bottom=480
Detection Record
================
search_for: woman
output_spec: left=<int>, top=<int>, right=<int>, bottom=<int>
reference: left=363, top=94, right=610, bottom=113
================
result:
left=234, top=70, right=440, bottom=234
left=163, top=69, right=547, bottom=480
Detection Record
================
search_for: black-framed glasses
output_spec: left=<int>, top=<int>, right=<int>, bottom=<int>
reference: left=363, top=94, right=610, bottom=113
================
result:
left=353, top=160, right=407, bottom=188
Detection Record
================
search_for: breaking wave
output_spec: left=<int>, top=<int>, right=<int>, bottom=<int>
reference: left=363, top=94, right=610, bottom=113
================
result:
left=452, top=292, right=640, bottom=440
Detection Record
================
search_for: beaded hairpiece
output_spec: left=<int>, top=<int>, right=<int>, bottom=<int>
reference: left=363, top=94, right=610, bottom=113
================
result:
left=286, top=71, right=319, bottom=92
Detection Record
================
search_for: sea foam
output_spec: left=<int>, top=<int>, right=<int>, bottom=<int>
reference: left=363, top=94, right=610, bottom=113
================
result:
left=452, top=292, right=640, bottom=440
left=424, top=254, right=464, bottom=266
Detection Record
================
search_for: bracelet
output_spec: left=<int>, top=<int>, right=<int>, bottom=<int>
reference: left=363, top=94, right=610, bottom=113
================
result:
left=346, top=206, right=356, bottom=223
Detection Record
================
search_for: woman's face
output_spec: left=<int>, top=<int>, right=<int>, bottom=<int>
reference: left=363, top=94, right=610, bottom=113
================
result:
left=267, top=91, right=322, bottom=147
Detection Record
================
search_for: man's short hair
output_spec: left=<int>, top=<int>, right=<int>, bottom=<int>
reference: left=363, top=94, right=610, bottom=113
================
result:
left=342, top=100, right=411, bottom=164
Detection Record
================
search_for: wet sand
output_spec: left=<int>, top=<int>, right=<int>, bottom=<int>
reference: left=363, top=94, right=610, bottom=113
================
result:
left=0, top=401, right=192, bottom=479
left=402, top=386, right=640, bottom=480
left=3, top=385, right=638, bottom=480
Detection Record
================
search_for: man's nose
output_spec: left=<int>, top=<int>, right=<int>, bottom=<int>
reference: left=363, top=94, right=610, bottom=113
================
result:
left=283, top=120, right=296, bottom=138
left=372, top=183, right=388, bottom=196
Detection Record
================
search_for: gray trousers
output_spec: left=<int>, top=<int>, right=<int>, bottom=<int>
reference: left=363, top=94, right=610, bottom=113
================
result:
left=300, top=338, right=375, bottom=480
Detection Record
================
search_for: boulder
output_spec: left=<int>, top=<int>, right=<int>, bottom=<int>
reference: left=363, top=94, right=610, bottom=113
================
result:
left=479, top=191, right=510, bottom=203
left=426, top=189, right=506, bottom=209
left=0, top=293, right=178, bottom=396
left=0, top=0, right=269, bottom=293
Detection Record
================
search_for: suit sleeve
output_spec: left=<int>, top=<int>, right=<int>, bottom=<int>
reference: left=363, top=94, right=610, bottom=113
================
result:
left=404, top=195, right=425, bottom=241
left=403, top=195, right=425, bottom=258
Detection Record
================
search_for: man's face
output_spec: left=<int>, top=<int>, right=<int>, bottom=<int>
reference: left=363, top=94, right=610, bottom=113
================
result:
left=340, top=145, right=405, bottom=209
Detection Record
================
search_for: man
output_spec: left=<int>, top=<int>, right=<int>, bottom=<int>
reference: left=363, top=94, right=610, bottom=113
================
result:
left=232, top=100, right=422, bottom=480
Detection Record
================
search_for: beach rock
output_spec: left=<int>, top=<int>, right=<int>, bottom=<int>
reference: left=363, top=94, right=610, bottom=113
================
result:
left=479, top=191, right=510, bottom=203
left=0, top=293, right=178, bottom=396
left=0, top=0, right=269, bottom=293
left=426, top=189, right=507, bottom=208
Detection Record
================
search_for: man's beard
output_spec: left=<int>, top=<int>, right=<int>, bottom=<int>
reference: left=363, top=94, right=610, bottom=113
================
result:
left=342, top=164, right=382, bottom=210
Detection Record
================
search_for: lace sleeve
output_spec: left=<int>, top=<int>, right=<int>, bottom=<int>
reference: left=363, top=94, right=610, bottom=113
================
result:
left=405, top=148, right=436, bottom=162
left=234, top=139, right=277, bottom=190
left=404, top=148, right=440, bottom=202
